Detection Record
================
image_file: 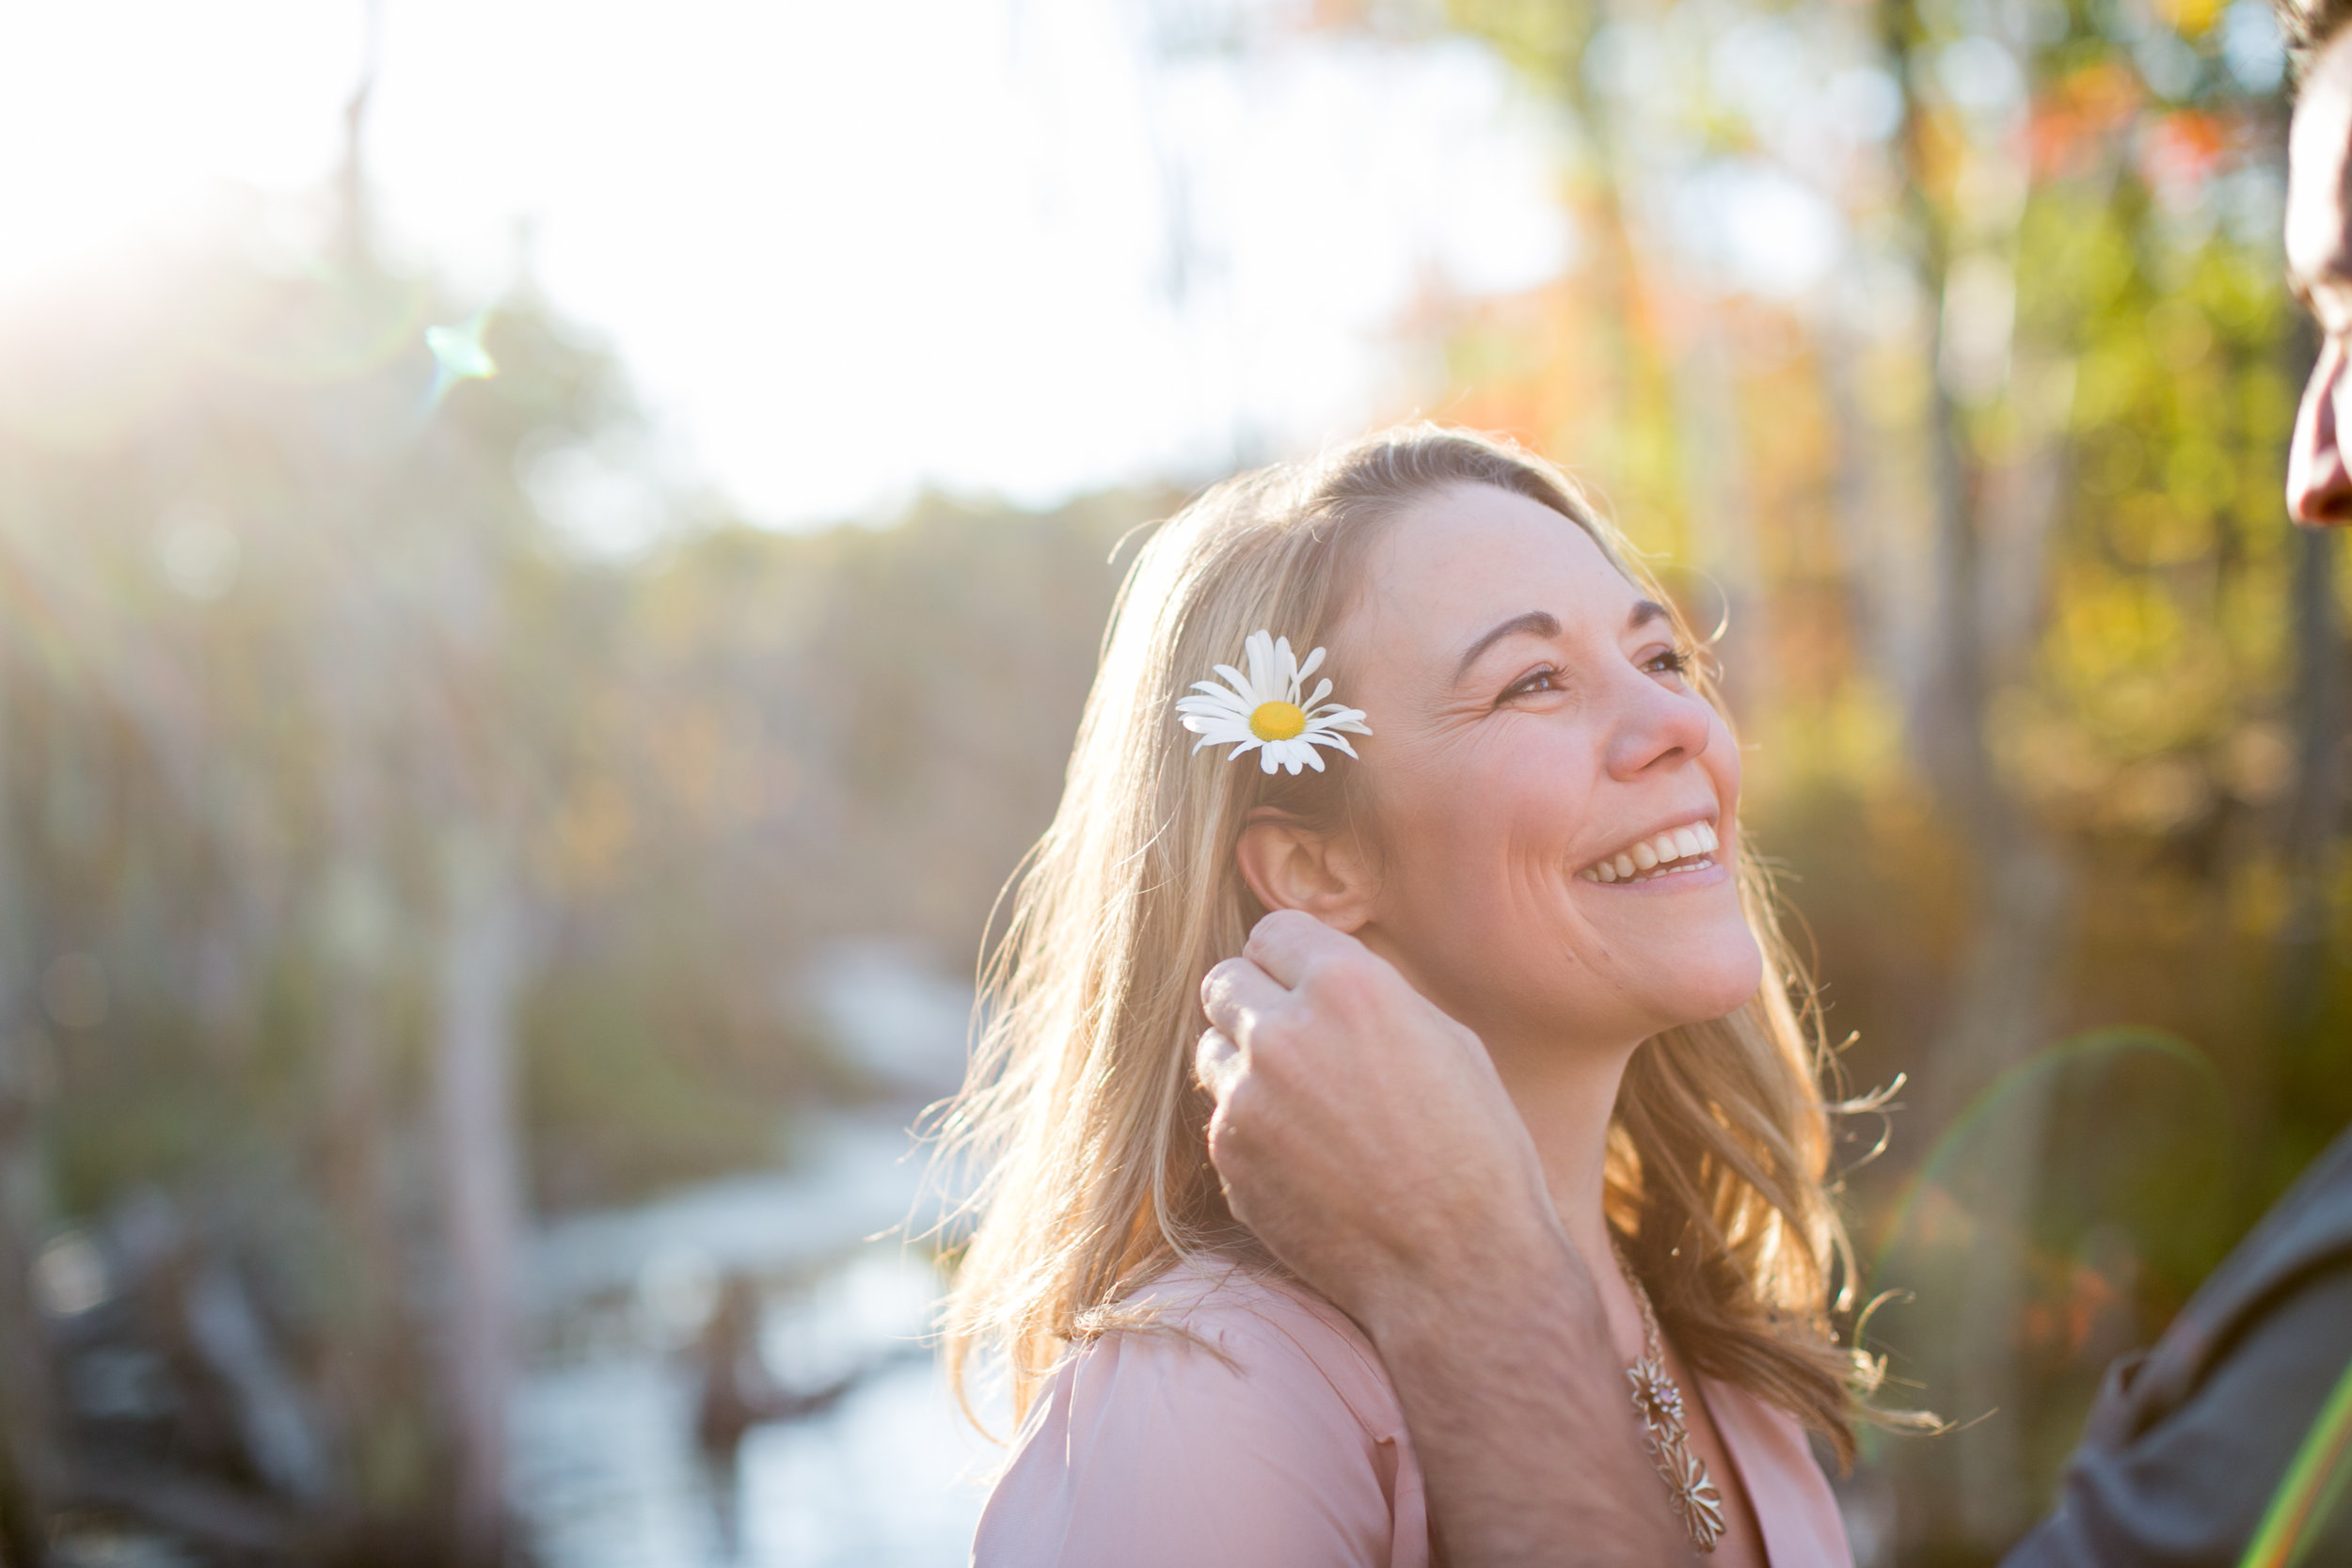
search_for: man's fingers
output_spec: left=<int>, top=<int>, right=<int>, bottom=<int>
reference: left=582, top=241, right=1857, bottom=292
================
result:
left=1200, top=956, right=1287, bottom=1035
left=1243, top=907, right=1354, bottom=987
left=1195, top=1028, right=1245, bottom=1101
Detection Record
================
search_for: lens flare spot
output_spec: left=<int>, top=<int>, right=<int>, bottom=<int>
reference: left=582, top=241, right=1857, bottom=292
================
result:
left=424, top=311, right=498, bottom=411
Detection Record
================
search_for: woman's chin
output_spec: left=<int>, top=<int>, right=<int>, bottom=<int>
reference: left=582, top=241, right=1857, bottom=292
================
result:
left=1656, top=935, right=1766, bottom=1028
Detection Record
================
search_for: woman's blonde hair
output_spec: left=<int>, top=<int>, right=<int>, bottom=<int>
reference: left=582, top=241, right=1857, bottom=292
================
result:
left=938, top=424, right=1873, bottom=1458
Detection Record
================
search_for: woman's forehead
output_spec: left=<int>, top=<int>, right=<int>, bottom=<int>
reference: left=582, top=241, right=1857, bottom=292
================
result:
left=1350, top=485, right=1632, bottom=643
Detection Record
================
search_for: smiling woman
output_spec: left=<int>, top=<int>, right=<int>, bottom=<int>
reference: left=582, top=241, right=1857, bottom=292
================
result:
left=941, top=426, right=1879, bottom=1567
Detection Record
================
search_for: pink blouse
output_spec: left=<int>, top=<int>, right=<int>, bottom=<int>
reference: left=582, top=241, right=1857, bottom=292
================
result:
left=973, top=1259, right=1853, bottom=1568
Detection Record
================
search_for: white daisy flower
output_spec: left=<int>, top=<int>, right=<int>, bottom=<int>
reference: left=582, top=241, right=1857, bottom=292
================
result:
left=1175, top=629, right=1373, bottom=775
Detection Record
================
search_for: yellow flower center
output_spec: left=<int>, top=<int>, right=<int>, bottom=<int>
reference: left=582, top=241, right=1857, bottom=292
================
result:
left=1249, top=700, right=1307, bottom=741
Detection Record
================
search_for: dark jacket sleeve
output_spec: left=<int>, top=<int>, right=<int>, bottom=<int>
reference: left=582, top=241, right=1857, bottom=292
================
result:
left=2000, top=1265, right=2352, bottom=1568
left=2003, top=1126, right=2352, bottom=1568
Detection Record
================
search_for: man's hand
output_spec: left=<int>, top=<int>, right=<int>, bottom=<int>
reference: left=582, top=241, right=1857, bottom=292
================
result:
left=1196, top=909, right=1693, bottom=1567
left=1195, top=909, right=1556, bottom=1323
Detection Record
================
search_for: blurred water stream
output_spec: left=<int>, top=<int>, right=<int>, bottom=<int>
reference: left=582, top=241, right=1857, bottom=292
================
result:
left=512, top=943, right=996, bottom=1564
left=514, top=1109, right=996, bottom=1568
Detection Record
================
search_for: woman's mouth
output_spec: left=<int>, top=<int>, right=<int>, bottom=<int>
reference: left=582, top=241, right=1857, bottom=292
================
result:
left=1575, top=820, right=1720, bottom=884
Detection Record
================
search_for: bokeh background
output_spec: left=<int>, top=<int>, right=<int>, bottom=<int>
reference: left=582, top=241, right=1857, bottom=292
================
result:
left=0, top=0, right=2342, bottom=1563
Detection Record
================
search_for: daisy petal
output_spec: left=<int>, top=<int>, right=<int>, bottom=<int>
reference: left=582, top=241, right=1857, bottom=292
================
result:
left=1265, top=739, right=1317, bottom=774
left=1296, top=645, right=1327, bottom=684
left=1244, top=632, right=1277, bottom=698
left=1272, top=636, right=1300, bottom=696
left=1311, top=732, right=1359, bottom=759
left=1259, top=745, right=1280, bottom=774
left=1214, top=664, right=1256, bottom=701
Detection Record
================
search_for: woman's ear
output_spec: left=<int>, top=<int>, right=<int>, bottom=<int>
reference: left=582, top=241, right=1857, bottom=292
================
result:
left=1234, top=810, right=1376, bottom=932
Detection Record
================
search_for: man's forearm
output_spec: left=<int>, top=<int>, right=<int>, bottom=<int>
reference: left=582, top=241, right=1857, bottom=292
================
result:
left=1195, top=916, right=1692, bottom=1561
left=1358, top=1228, right=1696, bottom=1568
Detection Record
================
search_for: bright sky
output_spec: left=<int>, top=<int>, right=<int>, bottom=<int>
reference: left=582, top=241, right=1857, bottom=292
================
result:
left=0, top=0, right=1570, bottom=537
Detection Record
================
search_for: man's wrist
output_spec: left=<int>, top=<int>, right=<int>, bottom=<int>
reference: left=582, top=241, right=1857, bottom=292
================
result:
left=1351, top=1202, right=1601, bottom=1354
left=1346, top=1204, right=1694, bottom=1565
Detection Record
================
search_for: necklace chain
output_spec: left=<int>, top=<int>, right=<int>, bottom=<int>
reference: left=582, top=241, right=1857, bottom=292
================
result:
left=1612, top=1241, right=1727, bottom=1554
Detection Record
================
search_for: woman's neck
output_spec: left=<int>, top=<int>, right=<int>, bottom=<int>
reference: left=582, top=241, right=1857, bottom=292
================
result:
left=1484, top=1030, right=1647, bottom=1348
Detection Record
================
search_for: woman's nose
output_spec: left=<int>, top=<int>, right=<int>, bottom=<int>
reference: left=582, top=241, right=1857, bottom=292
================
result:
left=2289, top=342, right=2352, bottom=526
left=1603, top=669, right=1714, bottom=778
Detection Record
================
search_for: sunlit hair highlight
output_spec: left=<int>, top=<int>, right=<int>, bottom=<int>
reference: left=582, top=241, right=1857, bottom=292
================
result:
left=2278, top=0, right=2352, bottom=79
left=936, top=424, right=1879, bottom=1459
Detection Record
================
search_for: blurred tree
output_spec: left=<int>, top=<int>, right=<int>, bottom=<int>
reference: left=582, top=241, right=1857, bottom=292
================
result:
left=0, top=157, right=1156, bottom=1552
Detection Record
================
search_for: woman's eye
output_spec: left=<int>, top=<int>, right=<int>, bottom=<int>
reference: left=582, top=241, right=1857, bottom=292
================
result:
left=1645, top=647, right=1693, bottom=678
left=1502, top=668, right=1560, bottom=701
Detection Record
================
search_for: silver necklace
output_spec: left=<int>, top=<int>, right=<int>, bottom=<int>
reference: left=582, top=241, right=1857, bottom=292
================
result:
left=1613, top=1242, right=1727, bottom=1553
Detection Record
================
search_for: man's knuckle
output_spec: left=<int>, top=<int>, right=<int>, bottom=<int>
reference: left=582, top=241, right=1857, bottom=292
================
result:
left=1250, top=1009, right=1308, bottom=1055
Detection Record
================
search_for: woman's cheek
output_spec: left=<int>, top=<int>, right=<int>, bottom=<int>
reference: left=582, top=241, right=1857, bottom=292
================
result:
left=1703, top=713, right=1741, bottom=811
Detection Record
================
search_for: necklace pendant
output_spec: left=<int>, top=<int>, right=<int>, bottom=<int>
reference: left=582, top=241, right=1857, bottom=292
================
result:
left=1665, top=1444, right=1728, bottom=1552
left=1627, top=1354, right=1686, bottom=1427
left=1614, top=1243, right=1727, bottom=1555
left=1625, top=1368, right=1726, bottom=1554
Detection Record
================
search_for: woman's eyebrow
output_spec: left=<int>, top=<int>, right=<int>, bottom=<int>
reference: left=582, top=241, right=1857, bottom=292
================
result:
left=1453, top=610, right=1560, bottom=683
left=1453, top=600, right=1672, bottom=684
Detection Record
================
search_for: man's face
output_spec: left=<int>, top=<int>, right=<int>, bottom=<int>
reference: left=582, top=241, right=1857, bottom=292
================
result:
left=2287, top=32, right=2352, bottom=524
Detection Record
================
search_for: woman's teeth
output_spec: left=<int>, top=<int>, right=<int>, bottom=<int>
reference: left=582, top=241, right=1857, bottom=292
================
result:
left=1577, top=821, right=1721, bottom=884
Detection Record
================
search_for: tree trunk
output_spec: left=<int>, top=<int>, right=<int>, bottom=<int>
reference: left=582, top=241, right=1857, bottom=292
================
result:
left=318, top=721, right=405, bottom=1511
left=0, top=1084, right=53, bottom=1568
left=1675, top=328, right=1774, bottom=721
left=1895, top=357, right=2079, bottom=1555
left=1873, top=9, right=2077, bottom=1540
left=0, top=671, right=55, bottom=1567
left=433, top=829, right=526, bottom=1565
left=1821, top=323, right=1934, bottom=719
left=1922, top=838, right=2073, bottom=1543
